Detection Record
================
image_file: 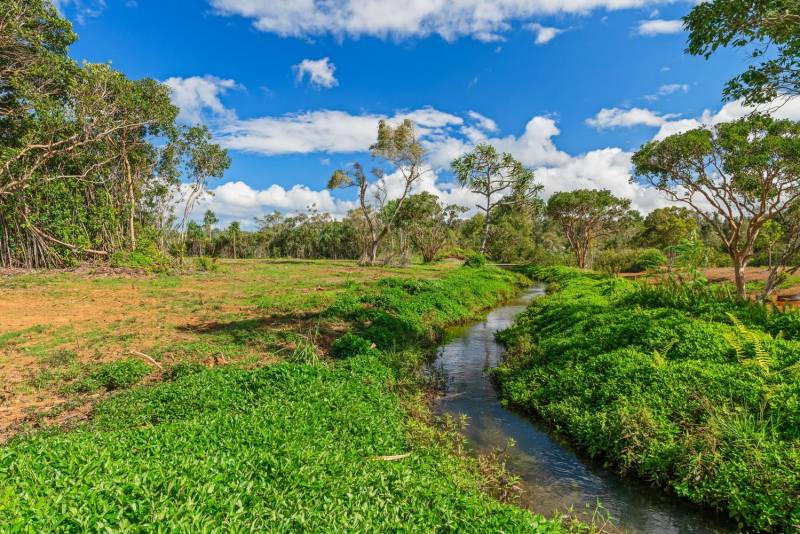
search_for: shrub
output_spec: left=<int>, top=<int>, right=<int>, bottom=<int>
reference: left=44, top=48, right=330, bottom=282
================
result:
left=195, top=255, right=219, bottom=272
left=463, top=252, right=486, bottom=268
left=330, top=333, right=377, bottom=359
left=71, top=358, right=151, bottom=392
left=633, top=249, right=667, bottom=271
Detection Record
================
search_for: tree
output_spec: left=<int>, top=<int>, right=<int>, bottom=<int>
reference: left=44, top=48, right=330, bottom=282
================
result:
left=228, top=221, right=241, bottom=259
left=202, top=210, right=219, bottom=238
left=641, top=207, right=698, bottom=263
left=685, top=0, right=800, bottom=105
left=394, top=192, right=464, bottom=263
left=546, top=189, right=633, bottom=269
left=327, top=119, right=427, bottom=265
left=760, top=204, right=800, bottom=299
left=451, top=144, right=540, bottom=254
left=177, top=126, right=230, bottom=240
left=632, top=114, right=800, bottom=299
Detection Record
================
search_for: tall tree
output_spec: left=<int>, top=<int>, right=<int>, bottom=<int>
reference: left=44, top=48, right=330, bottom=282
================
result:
left=451, top=143, right=540, bottom=254
left=177, top=126, right=230, bottom=240
left=202, top=209, right=219, bottom=238
left=632, top=114, right=800, bottom=299
left=394, top=192, right=465, bottom=263
left=328, top=119, right=427, bottom=265
left=685, top=0, right=800, bottom=104
left=641, top=207, right=698, bottom=262
left=546, top=189, right=632, bottom=269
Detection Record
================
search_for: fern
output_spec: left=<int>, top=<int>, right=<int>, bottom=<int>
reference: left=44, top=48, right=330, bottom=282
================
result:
left=726, top=313, right=773, bottom=374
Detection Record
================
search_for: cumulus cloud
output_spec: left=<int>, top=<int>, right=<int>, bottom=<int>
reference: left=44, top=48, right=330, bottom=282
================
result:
left=636, top=19, right=683, bottom=36
left=163, top=76, right=240, bottom=124
left=209, top=0, right=667, bottom=42
left=218, top=107, right=463, bottom=156
left=586, top=107, right=679, bottom=129
left=525, top=23, right=565, bottom=44
left=188, top=181, right=357, bottom=227
left=293, top=57, right=339, bottom=89
left=652, top=97, right=800, bottom=139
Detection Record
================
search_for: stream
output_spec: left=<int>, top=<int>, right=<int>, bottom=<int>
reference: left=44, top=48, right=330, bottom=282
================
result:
left=431, top=287, right=733, bottom=533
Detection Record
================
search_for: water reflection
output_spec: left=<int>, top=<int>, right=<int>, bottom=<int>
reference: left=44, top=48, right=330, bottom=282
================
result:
left=431, top=287, right=731, bottom=534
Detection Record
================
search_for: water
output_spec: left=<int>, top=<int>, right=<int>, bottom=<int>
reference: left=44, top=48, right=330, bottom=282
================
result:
left=431, top=287, right=732, bottom=533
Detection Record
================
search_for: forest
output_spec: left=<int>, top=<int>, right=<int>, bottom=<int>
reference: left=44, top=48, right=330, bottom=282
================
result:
left=1, top=0, right=800, bottom=532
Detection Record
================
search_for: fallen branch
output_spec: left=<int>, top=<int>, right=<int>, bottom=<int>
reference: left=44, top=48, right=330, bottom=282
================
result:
left=370, top=452, right=412, bottom=461
left=130, top=349, right=163, bottom=369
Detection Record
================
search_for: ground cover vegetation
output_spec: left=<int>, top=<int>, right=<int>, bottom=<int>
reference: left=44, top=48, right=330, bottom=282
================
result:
left=493, top=266, right=800, bottom=531
left=0, top=261, right=580, bottom=531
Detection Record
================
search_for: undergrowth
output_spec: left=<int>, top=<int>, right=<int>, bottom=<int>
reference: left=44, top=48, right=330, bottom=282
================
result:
left=494, top=266, right=800, bottom=532
left=0, top=266, right=572, bottom=532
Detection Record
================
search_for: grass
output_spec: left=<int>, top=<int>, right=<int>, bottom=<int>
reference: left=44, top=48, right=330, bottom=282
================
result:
left=493, top=266, right=800, bottom=532
left=0, top=260, right=571, bottom=531
left=0, top=259, right=457, bottom=434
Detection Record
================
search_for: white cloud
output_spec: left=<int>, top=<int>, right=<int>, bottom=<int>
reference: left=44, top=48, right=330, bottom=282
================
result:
left=163, top=76, right=240, bottom=124
left=653, top=97, right=800, bottom=139
left=645, top=83, right=690, bottom=101
left=525, top=23, right=565, bottom=44
left=636, top=19, right=683, bottom=36
left=586, top=107, right=678, bottom=129
left=218, top=107, right=463, bottom=156
left=189, top=181, right=356, bottom=226
left=293, top=57, right=339, bottom=89
left=467, top=111, right=498, bottom=132
left=209, top=0, right=668, bottom=42
left=52, top=0, right=106, bottom=24
left=657, top=83, right=689, bottom=96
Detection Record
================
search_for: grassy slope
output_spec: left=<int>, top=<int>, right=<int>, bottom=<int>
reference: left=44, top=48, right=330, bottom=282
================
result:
left=493, top=266, right=800, bottom=532
left=0, top=264, right=565, bottom=532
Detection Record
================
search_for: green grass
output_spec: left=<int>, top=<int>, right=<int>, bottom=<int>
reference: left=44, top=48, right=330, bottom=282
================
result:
left=493, top=266, right=800, bottom=532
left=1, top=265, right=566, bottom=532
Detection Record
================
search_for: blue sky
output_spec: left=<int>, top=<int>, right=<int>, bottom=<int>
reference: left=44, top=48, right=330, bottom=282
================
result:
left=55, top=0, right=798, bottom=225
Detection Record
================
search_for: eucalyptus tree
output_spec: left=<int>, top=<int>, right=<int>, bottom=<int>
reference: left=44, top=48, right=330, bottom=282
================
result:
left=633, top=114, right=800, bottom=299
left=685, top=0, right=800, bottom=105
left=327, top=119, right=427, bottom=265
left=177, top=126, right=230, bottom=240
left=451, top=144, right=540, bottom=254
left=546, top=189, right=633, bottom=269
left=394, top=192, right=465, bottom=263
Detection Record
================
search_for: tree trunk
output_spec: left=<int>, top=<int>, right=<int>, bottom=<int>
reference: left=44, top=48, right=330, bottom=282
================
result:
left=122, top=149, right=136, bottom=249
left=369, top=240, right=379, bottom=265
left=479, top=213, right=491, bottom=254
left=733, top=254, right=748, bottom=300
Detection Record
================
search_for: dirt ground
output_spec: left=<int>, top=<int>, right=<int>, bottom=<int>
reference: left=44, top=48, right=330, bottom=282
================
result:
left=0, top=259, right=456, bottom=439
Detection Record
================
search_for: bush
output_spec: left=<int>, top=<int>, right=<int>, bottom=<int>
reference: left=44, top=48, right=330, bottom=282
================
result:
left=330, top=333, right=377, bottom=359
left=195, top=255, right=219, bottom=272
left=463, top=252, right=486, bottom=268
left=633, top=249, right=667, bottom=271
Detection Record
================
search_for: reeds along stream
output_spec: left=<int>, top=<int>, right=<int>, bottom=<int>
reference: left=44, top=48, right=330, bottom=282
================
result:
left=430, top=287, right=733, bottom=534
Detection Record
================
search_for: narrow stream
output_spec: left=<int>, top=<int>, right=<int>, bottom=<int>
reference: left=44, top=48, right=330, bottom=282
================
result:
left=431, top=287, right=732, bottom=533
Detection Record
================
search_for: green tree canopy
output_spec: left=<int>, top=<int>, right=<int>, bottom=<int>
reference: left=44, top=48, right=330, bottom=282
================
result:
left=685, top=0, right=800, bottom=104
left=451, top=143, right=540, bottom=254
left=633, top=114, right=800, bottom=298
left=546, top=189, right=633, bottom=269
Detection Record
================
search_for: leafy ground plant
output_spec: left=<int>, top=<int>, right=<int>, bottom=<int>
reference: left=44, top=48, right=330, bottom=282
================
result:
left=0, top=262, right=573, bottom=532
left=494, top=266, right=800, bottom=532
